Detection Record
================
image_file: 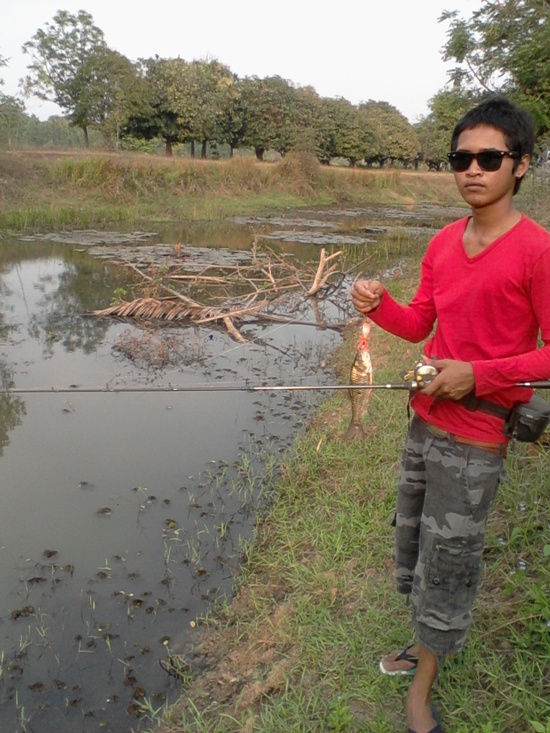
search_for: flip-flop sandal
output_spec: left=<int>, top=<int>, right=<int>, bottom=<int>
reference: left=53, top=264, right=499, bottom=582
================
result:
left=379, top=644, right=418, bottom=675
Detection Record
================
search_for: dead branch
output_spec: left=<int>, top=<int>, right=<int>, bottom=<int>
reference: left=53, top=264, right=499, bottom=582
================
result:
left=194, top=299, right=270, bottom=324
left=123, top=262, right=203, bottom=308
left=168, top=274, right=226, bottom=284
left=223, top=316, right=246, bottom=343
left=307, top=248, right=343, bottom=296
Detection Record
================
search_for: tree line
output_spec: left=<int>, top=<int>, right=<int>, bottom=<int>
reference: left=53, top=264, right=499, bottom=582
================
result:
left=1, top=2, right=549, bottom=168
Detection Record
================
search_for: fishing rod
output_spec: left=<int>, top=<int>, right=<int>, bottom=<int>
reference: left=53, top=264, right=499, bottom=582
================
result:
left=0, top=382, right=414, bottom=395
left=2, top=377, right=549, bottom=395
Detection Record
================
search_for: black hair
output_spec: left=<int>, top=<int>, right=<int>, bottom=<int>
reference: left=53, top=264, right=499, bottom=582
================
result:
left=450, top=96, right=535, bottom=194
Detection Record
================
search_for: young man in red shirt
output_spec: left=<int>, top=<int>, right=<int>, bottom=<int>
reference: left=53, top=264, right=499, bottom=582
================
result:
left=351, top=97, right=550, bottom=733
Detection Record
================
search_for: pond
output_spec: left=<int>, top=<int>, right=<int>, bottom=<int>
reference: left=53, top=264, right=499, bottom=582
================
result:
left=0, top=205, right=456, bottom=732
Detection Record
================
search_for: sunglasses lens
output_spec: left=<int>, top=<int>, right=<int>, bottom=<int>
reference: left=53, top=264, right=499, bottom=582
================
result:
left=448, top=152, right=473, bottom=172
left=476, top=152, right=503, bottom=171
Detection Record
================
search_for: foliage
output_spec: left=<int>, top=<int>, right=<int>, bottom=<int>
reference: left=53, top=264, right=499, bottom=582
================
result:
left=441, top=1, right=550, bottom=139
left=322, top=97, right=365, bottom=167
left=359, top=100, right=420, bottom=167
left=240, top=75, right=301, bottom=160
left=77, top=48, right=146, bottom=147
left=185, top=59, right=239, bottom=158
left=22, top=10, right=109, bottom=145
left=0, top=96, right=26, bottom=149
left=415, top=89, right=481, bottom=169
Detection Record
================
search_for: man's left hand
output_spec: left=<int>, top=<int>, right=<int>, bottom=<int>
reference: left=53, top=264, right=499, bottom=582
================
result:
left=420, top=358, right=475, bottom=400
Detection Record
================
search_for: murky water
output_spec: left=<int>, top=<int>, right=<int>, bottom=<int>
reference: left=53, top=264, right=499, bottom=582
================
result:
left=0, top=207, right=441, bottom=732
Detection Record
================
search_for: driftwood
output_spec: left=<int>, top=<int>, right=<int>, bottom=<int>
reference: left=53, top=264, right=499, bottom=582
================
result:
left=93, top=246, right=344, bottom=340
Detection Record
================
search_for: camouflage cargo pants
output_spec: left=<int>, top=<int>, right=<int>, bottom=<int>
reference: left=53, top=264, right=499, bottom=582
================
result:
left=395, top=415, right=504, bottom=657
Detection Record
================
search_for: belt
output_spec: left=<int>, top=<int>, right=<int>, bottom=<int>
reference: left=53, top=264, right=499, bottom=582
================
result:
left=418, top=416, right=506, bottom=456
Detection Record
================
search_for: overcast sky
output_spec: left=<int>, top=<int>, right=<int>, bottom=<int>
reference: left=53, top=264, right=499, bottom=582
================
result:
left=1, top=0, right=484, bottom=123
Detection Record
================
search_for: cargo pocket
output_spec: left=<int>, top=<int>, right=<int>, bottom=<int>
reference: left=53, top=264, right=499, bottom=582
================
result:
left=417, top=542, right=483, bottom=632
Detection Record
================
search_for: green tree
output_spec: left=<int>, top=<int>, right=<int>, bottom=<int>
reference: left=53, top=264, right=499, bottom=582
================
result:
left=126, top=57, right=191, bottom=156
left=307, top=96, right=364, bottom=166
left=183, top=59, right=238, bottom=158
left=22, top=10, right=108, bottom=146
left=441, top=1, right=550, bottom=139
left=416, top=89, right=479, bottom=169
left=359, top=101, right=420, bottom=167
left=292, top=85, right=323, bottom=155
left=217, top=77, right=246, bottom=157
left=77, top=48, right=145, bottom=148
left=0, top=96, right=26, bottom=149
left=240, top=76, right=298, bottom=160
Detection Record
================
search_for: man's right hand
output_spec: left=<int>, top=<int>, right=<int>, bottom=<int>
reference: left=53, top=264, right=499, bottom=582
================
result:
left=351, top=279, right=385, bottom=314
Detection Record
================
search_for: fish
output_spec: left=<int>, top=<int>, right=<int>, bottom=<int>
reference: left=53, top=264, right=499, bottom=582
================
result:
left=344, top=320, right=373, bottom=441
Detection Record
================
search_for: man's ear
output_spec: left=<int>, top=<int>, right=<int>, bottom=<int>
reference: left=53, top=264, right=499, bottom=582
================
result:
left=516, top=154, right=530, bottom=180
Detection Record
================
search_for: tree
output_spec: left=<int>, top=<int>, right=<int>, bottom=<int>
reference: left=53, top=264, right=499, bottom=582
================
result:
left=0, top=54, right=25, bottom=149
left=359, top=101, right=420, bottom=167
left=77, top=48, right=145, bottom=147
left=217, top=77, right=246, bottom=157
left=240, top=76, right=299, bottom=160
left=126, top=57, right=191, bottom=156
left=0, top=96, right=26, bottom=149
left=22, top=10, right=108, bottom=146
left=441, top=1, right=550, bottom=139
left=415, top=89, right=479, bottom=169
left=182, top=59, right=238, bottom=159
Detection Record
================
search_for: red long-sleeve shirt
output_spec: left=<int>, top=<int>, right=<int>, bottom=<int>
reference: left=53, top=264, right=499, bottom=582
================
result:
left=368, top=215, right=550, bottom=442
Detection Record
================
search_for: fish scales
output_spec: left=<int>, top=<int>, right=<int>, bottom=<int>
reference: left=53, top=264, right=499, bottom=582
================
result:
left=344, top=321, right=373, bottom=441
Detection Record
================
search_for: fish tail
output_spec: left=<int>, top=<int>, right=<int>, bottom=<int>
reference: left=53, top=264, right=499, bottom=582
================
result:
left=344, top=422, right=367, bottom=442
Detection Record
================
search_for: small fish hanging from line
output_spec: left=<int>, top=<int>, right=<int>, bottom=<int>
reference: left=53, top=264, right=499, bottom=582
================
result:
left=344, top=320, right=373, bottom=441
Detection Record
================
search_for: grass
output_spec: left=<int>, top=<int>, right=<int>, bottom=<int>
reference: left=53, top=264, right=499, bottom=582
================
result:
left=0, top=149, right=465, bottom=233
left=146, top=259, right=549, bottom=733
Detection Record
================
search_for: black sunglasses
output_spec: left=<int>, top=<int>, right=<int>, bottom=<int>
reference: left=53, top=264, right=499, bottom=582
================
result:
left=447, top=150, right=520, bottom=172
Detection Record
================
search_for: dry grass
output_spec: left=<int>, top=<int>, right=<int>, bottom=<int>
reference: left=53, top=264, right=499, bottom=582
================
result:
left=0, top=149, right=465, bottom=232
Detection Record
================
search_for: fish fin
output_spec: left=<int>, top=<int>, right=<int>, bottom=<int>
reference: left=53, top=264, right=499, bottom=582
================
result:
left=344, top=423, right=367, bottom=442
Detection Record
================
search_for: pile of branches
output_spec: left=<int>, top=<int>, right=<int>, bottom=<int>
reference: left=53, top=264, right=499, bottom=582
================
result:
left=94, top=246, right=346, bottom=341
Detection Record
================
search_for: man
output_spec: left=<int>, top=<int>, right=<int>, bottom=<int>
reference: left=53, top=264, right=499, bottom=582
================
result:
left=351, top=97, right=550, bottom=733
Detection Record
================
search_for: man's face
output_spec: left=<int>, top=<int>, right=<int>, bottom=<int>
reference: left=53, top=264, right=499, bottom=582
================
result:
left=452, top=124, right=530, bottom=208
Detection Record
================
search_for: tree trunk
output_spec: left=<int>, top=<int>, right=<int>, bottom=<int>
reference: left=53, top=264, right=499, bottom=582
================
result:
left=190, top=140, right=195, bottom=158
left=165, top=138, right=173, bottom=157
left=83, top=125, right=89, bottom=148
left=201, top=140, right=207, bottom=159
left=255, top=147, right=264, bottom=161
left=229, top=145, right=234, bottom=159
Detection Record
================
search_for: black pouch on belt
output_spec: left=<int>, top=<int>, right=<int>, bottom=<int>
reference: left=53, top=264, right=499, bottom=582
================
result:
left=460, top=392, right=550, bottom=443
left=503, top=395, right=550, bottom=442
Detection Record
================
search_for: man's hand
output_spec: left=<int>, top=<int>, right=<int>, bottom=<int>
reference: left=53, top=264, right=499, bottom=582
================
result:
left=351, top=279, right=385, bottom=314
left=420, top=358, right=475, bottom=401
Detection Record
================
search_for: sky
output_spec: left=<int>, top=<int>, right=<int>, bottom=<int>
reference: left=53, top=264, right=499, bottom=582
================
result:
left=1, top=0, right=484, bottom=124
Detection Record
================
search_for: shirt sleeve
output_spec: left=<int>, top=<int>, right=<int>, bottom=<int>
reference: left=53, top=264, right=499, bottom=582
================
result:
left=368, top=245, right=437, bottom=344
left=473, top=247, right=550, bottom=393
